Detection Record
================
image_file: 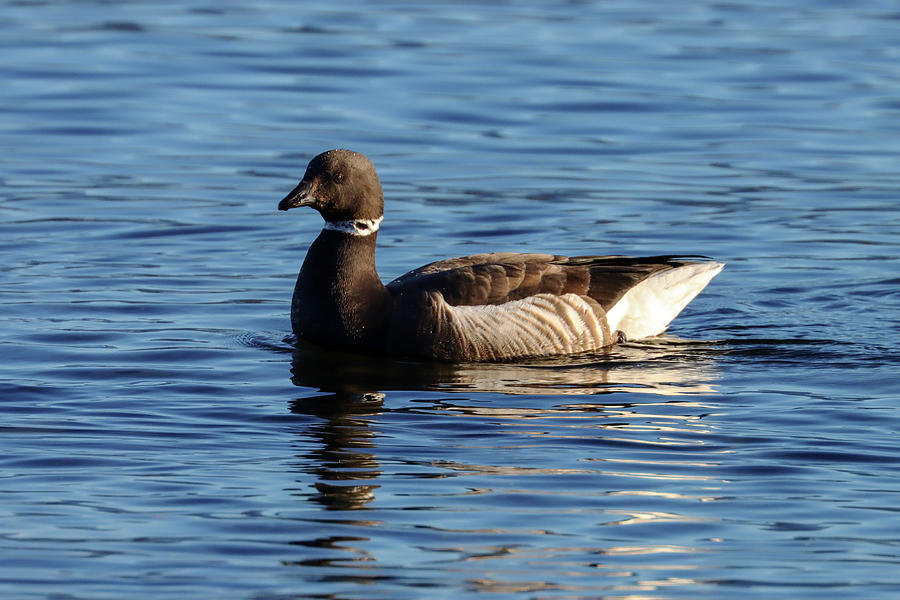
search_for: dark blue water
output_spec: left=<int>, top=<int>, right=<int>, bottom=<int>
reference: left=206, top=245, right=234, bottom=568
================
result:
left=2, top=1, right=900, bottom=598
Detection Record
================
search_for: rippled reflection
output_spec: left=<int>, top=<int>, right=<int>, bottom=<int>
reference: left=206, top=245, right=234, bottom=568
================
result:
left=287, top=335, right=720, bottom=397
left=290, top=392, right=385, bottom=510
left=283, top=393, right=386, bottom=572
left=283, top=341, right=727, bottom=594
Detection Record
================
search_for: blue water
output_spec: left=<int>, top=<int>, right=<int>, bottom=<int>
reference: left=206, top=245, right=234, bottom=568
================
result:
left=2, top=1, right=900, bottom=598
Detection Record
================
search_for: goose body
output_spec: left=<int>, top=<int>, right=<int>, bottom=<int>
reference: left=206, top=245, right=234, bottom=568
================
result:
left=279, top=149, right=723, bottom=362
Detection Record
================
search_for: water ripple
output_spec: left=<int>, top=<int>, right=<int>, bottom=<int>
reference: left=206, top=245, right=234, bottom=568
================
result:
left=2, top=0, right=900, bottom=598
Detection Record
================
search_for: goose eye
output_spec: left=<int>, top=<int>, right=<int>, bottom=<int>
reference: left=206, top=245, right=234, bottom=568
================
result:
left=332, top=172, right=344, bottom=183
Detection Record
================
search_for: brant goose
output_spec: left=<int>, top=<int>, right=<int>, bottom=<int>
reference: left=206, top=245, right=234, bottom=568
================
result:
left=279, top=149, right=723, bottom=361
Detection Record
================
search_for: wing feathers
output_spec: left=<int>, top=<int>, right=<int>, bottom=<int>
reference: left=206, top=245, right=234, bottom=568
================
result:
left=384, top=252, right=721, bottom=359
left=387, top=252, right=713, bottom=312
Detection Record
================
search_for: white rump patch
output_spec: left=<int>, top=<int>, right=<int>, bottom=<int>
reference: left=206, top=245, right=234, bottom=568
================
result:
left=323, top=216, right=383, bottom=236
left=441, top=293, right=613, bottom=361
left=605, top=261, right=723, bottom=341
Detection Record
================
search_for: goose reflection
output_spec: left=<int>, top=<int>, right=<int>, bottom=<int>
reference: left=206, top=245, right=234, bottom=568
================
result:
left=285, top=337, right=719, bottom=511
left=283, top=339, right=724, bottom=581
left=283, top=392, right=385, bottom=574
left=290, top=391, right=384, bottom=510
left=287, top=335, right=720, bottom=397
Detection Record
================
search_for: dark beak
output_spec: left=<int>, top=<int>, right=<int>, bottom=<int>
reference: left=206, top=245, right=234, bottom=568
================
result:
left=278, top=180, right=315, bottom=211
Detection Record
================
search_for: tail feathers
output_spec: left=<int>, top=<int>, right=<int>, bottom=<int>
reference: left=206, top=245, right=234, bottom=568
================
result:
left=605, top=261, right=723, bottom=341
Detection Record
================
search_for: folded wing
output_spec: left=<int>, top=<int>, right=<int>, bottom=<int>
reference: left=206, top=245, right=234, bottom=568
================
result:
left=385, top=253, right=722, bottom=360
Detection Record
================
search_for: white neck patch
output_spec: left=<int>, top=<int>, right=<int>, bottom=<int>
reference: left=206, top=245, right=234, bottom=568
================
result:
left=323, top=216, right=383, bottom=236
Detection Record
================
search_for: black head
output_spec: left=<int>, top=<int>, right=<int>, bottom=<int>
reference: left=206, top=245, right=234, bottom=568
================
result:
left=278, top=149, right=384, bottom=221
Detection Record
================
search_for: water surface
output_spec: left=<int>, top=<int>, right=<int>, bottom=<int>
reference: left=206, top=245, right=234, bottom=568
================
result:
left=2, top=1, right=900, bottom=598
